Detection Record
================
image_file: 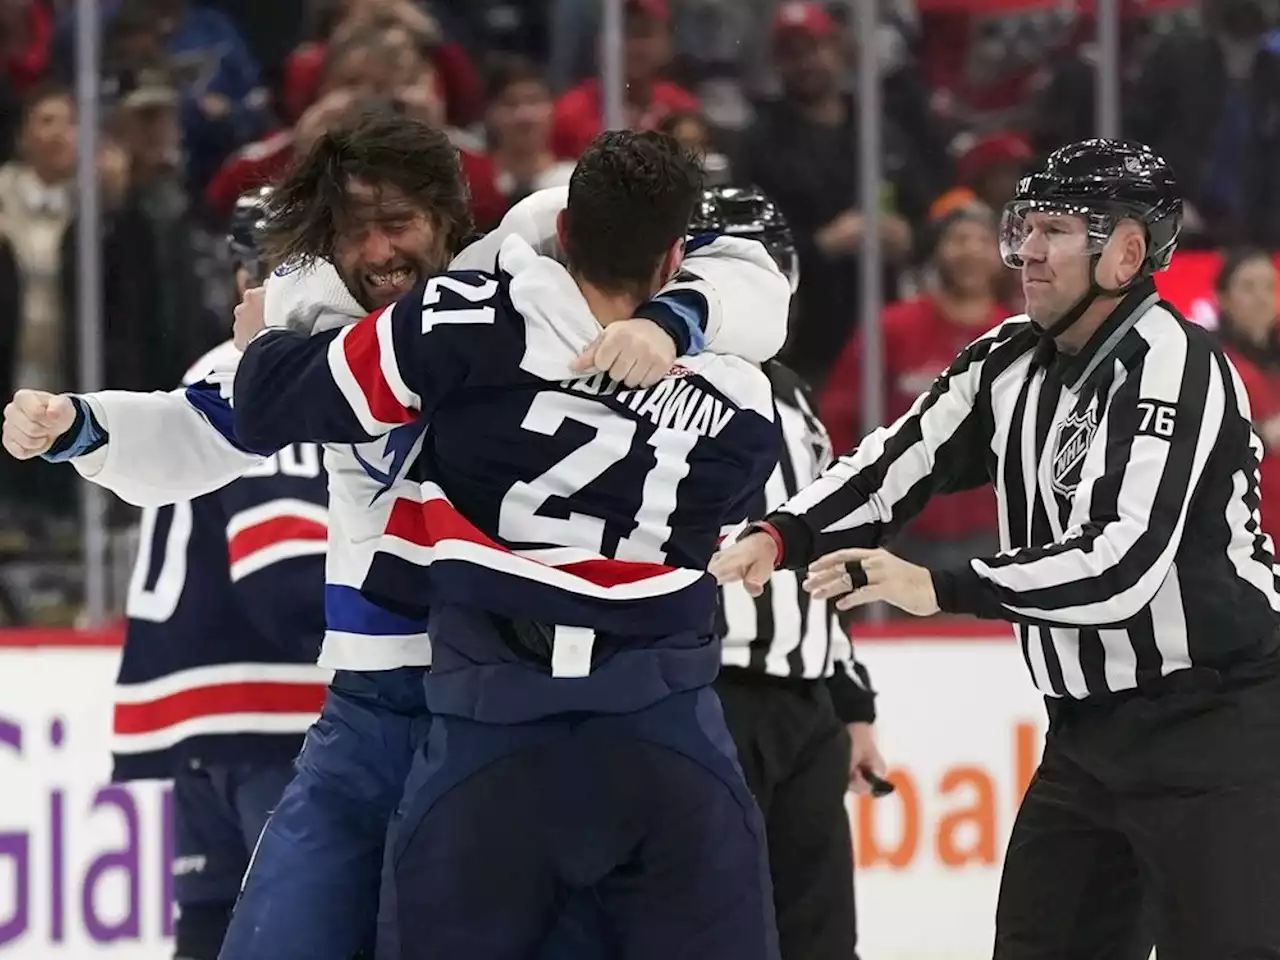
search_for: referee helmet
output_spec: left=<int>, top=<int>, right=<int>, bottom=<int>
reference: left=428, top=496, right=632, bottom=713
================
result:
left=999, top=139, right=1182, bottom=336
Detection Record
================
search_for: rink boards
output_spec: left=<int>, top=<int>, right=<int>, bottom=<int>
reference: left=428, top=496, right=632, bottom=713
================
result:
left=0, top=621, right=1046, bottom=959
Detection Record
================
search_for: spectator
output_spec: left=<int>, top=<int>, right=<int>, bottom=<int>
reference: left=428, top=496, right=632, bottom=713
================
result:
left=938, top=132, right=1033, bottom=311
left=283, top=0, right=481, bottom=127
left=657, top=109, right=730, bottom=185
left=819, top=203, right=1005, bottom=568
left=205, top=17, right=445, bottom=221
left=551, top=0, right=698, bottom=160
left=0, top=0, right=52, bottom=96
left=955, top=131, right=1034, bottom=214
left=101, top=63, right=221, bottom=385
left=1213, top=249, right=1280, bottom=539
left=0, top=83, right=76, bottom=395
left=52, top=0, right=271, bottom=193
left=737, top=1, right=926, bottom=388
left=1129, top=0, right=1280, bottom=247
left=461, top=55, right=572, bottom=232
left=0, top=72, right=19, bottom=165
left=0, top=84, right=144, bottom=517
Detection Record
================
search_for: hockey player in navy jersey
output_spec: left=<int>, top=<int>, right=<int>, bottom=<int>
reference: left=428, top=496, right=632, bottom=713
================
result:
left=3, top=107, right=792, bottom=960
left=108, top=189, right=331, bottom=960
left=231, top=130, right=787, bottom=960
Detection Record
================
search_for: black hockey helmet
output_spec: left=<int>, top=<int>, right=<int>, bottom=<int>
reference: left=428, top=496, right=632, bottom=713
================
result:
left=999, top=138, right=1182, bottom=336
left=688, top=185, right=800, bottom=292
left=227, top=185, right=274, bottom=284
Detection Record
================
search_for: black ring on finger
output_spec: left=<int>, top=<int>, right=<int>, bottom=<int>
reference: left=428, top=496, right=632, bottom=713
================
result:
left=845, top=560, right=868, bottom=590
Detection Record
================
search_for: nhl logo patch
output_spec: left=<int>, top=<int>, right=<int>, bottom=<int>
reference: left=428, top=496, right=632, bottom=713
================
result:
left=1050, top=402, right=1099, bottom=498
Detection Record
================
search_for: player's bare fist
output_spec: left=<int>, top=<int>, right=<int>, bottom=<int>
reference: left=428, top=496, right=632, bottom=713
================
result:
left=709, top=532, right=779, bottom=597
left=234, top=286, right=267, bottom=351
left=572, top=318, right=677, bottom=388
left=3, top=390, right=76, bottom=460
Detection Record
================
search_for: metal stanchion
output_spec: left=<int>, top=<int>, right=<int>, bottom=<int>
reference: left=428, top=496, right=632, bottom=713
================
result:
left=1095, top=0, right=1122, bottom=139
left=601, top=0, right=626, bottom=131
left=74, top=0, right=107, bottom=625
left=856, top=0, right=885, bottom=622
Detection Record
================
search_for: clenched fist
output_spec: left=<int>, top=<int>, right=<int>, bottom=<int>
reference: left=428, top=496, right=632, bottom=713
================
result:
left=571, top=318, right=677, bottom=388
left=3, top=390, right=77, bottom=460
left=708, top=531, right=780, bottom=597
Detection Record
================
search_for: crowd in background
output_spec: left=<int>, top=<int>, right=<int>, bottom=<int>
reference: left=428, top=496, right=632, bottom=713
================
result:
left=1, top=0, right=1279, bottom=624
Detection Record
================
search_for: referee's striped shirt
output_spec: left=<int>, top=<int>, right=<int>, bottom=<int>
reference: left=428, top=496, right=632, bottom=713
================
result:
left=717, top=362, right=876, bottom=722
left=764, top=279, right=1280, bottom=700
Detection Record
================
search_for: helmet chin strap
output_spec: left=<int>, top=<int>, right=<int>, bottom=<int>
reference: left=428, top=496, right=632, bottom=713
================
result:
left=1036, top=253, right=1145, bottom=343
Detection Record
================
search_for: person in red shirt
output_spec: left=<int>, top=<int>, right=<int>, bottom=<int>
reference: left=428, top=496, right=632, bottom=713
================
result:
left=205, top=17, right=446, bottom=222
left=1213, top=248, right=1280, bottom=541
left=551, top=0, right=698, bottom=160
left=821, top=202, right=1009, bottom=569
left=0, top=0, right=52, bottom=96
left=460, top=55, right=574, bottom=233
left=281, top=0, right=479, bottom=127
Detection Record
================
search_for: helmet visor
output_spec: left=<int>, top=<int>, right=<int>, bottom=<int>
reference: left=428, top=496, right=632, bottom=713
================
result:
left=767, top=239, right=800, bottom=293
left=998, top=201, right=1116, bottom=269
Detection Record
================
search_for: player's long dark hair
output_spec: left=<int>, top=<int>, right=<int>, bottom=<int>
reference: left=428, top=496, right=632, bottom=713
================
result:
left=262, top=103, right=474, bottom=270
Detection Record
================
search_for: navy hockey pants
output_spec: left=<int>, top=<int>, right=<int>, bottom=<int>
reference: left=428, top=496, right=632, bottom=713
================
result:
left=173, top=761, right=297, bottom=960
left=388, top=686, right=781, bottom=960
left=217, top=668, right=428, bottom=960
left=216, top=668, right=612, bottom=960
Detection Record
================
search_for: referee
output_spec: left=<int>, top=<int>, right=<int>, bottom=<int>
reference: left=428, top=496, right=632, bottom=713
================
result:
left=712, top=139, right=1280, bottom=958
left=695, top=187, right=883, bottom=960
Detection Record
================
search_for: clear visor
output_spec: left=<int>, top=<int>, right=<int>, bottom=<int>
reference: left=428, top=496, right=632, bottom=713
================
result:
left=770, top=242, right=801, bottom=294
left=998, top=203, right=1116, bottom=269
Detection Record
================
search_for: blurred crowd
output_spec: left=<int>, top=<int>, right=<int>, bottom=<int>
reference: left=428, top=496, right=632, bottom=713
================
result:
left=2, top=0, right=1280, bottom=624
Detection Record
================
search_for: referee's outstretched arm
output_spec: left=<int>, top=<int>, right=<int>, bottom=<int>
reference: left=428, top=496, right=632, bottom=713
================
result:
left=770, top=323, right=1228, bottom=629
left=765, top=321, right=1018, bottom=565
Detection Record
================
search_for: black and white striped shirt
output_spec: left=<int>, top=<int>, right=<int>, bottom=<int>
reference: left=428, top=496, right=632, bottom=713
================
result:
left=765, top=280, right=1280, bottom=700
left=718, top=362, right=875, bottom=722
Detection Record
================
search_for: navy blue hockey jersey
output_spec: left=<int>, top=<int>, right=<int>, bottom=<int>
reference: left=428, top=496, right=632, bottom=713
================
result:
left=233, top=235, right=782, bottom=722
left=112, top=342, right=331, bottom=781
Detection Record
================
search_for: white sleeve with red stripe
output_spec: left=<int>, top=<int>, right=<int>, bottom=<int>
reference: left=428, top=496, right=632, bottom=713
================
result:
left=233, top=280, right=484, bottom=452
left=327, top=306, right=422, bottom=434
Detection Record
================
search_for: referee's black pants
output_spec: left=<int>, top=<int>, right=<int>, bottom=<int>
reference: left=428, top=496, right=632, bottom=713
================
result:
left=995, top=658, right=1280, bottom=960
left=714, top=669, right=858, bottom=960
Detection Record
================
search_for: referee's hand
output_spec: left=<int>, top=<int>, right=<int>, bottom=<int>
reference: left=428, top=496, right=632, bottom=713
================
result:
left=848, top=722, right=888, bottom=797
left=804, top=547, right=940, bottom=616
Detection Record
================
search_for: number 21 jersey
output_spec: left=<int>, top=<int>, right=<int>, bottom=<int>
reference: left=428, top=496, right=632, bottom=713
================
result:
left=233, top=234, right=785, bottom=720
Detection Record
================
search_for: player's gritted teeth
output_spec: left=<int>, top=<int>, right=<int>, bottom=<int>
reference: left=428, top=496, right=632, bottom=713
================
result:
left=363, top=264, right=419, bottom=303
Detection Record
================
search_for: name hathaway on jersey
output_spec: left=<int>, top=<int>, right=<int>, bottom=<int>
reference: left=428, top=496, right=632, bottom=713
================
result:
left=560, top=371, right=736, bottom=438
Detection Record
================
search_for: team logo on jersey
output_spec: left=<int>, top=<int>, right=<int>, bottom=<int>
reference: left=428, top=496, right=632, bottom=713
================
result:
left=1050, top=401, right=1099, bottom=498
left=273, top=259, right=305, bottom=278
left=352, top=421, right=427, bottom=501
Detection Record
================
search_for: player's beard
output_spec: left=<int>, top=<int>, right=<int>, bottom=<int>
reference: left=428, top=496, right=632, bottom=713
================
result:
left=340, top=251, right=443, bottom=312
